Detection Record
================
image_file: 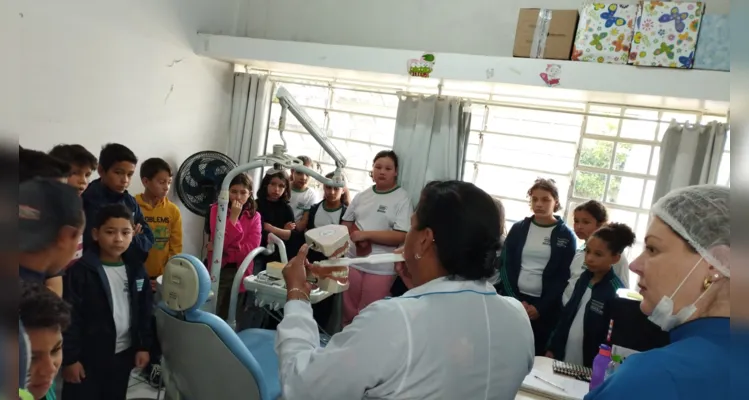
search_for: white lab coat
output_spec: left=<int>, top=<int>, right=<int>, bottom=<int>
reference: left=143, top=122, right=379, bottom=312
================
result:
left=275, top=277, right=535, bottom=400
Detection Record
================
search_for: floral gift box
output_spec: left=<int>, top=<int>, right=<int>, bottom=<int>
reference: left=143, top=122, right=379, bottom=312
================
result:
left=693, top=14, right=729, bottom=71
left=629, top=1, right=705, bottom=68
left=572, top=3, right=640, bottom=64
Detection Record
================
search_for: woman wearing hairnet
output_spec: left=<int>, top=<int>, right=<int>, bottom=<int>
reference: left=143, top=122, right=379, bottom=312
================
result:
left=585, top=185, right=729, bottom=400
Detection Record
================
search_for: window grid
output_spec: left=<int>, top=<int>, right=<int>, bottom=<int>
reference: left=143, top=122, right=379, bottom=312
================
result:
left=260, top=74, right=729, bottom=265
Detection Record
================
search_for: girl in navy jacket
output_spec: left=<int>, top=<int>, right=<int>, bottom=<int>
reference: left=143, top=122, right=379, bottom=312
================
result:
left=546, top=223, right=634, bottom=367
left=497, top=179, right=577, bottom=355
left=62, top=204, right=153, bottom=400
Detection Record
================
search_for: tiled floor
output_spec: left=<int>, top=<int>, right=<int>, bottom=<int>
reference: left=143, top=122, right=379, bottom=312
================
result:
left=127, top=372, right=162, bottom=399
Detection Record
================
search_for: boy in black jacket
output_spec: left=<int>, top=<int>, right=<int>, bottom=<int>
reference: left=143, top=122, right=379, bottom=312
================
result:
left=61, top=204, right=153, bottom=400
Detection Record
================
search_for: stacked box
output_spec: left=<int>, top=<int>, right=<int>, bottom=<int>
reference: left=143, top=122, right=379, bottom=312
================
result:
left=572, top=3, right=640, bottom=64
left=693, top=14, right=729, bottom=71
left=629, top=1, right=705, bottom=68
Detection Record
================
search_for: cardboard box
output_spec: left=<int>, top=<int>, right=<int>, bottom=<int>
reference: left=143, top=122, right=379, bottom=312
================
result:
left=513, top=8, right=579, bottom=60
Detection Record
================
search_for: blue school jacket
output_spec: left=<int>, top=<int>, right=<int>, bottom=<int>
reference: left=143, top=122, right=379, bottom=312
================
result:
left=62, top=250, right=153, bottom=367
left=82, top=179, right=154, bottom=261
left=498, top=216, right=577, bottom=317
left=547, top=269, right=625, bottom=367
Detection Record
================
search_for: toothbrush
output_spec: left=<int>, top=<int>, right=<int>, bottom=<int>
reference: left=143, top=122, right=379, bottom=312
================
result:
left=313, top=253, right=405, bottom=267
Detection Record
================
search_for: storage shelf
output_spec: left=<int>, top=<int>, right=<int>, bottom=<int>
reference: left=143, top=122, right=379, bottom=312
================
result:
left=197, top=34, right=729, bottom=103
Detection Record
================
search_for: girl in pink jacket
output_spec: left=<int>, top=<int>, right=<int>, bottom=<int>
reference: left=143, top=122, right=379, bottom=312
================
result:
left=208, top=173, right=261, bottom=320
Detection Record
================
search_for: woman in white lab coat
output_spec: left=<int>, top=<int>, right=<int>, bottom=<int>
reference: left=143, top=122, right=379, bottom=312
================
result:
left=276, top=180, right=535, bottom=400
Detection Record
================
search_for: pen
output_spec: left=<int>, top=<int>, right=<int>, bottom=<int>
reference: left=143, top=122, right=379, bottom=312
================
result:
left=533, top=375, right=567, bottom=392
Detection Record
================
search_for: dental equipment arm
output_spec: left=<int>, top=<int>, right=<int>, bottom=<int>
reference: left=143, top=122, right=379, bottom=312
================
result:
left=209, top=85, right=346, bottom=314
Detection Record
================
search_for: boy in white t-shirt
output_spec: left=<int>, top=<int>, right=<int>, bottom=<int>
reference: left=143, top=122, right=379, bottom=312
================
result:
left=341, top=151, right=412, bottom=326
left=61, top=204, right=152, bottom=400
left=289, top=155, right=322, bottom=229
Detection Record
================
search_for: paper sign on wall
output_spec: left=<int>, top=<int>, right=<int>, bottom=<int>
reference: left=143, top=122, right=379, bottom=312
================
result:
left=540, top=63, right=562, bottom=87
left=408, top=53, right=436, bottom=78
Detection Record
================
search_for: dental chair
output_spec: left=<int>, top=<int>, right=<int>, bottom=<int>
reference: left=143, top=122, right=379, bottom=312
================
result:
left=155, top=254, right=281, bottom=400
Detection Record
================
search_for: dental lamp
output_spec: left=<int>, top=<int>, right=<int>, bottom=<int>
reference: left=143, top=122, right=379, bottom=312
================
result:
left=208, top=86, right=347, bottom=315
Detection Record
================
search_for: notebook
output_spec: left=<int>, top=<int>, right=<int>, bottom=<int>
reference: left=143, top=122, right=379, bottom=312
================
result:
left=521, top=368, right=590, bottom=400
left=552, top=360, right=592, bottom=382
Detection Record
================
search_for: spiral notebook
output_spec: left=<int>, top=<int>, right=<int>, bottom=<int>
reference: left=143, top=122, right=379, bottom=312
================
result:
left=521, top=368, right=590, bottom=400
left=552, top=360, right=592, bottom=382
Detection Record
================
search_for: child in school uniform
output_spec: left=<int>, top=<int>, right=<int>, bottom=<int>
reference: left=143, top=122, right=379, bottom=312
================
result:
left=289, top=155, right=322, bottom=227
left=255, top=168, right=297, bottom=270
left=341, top=151, right=412, bottom=326
left=564, top=200, right=630, bottom=305
left=207, top=173, right=262, bottom=321
left=61, top=204, right=153, bottom=400
left=81, top=143, right=154, bottom=262
left=545, top=223, right=634, bottom=367
left=135, top=158, right=182, bottom=387
left=301, top=171, right=350, bottom=331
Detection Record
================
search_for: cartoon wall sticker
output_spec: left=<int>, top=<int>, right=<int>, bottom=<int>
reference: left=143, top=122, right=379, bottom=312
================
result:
left=408, top=53, right=436, bottom=78
left=540, top=64, right=562, bottom=87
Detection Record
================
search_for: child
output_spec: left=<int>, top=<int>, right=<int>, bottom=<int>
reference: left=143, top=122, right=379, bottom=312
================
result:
left=498, top=178, right=577, bottom=355
left=48, top=144, right=98, bottom=196
left=61, top=204, right=153, bottom=400
left=301, top=171, right=349, bottom=331
left=289, top=155, right=322, bottom=229
left=341, top=151, right=412, bottom=326
left=207, top=173, right=261, bottom=321
left=135, top=158, right=183, bottom=282
left=19, top=149, right=81, bottom=297
left=545, top=223, right=633, bottom=367
left=135, top=158, right=182, bottom=387
left=255, top=168, right=296, bottom=271
left=18, top=179, right=84, bottom=293
left=19, top=280, right=71, bottom=400
left=564, top=200, right=630, bottom=305
left=48, top=144, right=98, bottom=270
left=81, top=143, right=154, bottom=262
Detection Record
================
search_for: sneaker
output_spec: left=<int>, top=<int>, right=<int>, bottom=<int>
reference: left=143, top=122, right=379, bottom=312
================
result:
left=148, top=364, right=162, bottom=388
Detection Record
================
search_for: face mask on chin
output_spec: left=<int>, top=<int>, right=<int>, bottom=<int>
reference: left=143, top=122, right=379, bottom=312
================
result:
left=648, top=257, right=713, bottom=331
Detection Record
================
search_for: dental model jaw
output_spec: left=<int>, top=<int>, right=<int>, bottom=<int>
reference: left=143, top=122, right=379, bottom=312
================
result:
left=305, top=225, right=405, bottom=270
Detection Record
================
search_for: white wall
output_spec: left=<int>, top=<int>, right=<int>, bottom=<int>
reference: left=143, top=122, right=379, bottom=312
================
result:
left=8, top=0, right=247, bottom=256
left=238, top=0, right=730, bottom=56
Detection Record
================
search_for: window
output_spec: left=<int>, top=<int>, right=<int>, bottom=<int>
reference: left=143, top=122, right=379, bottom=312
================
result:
left=568, top=106, right=729, bottom=287
left=265, top=81, right=399, bottom=196
left=463, top=101, right=585, bottom=226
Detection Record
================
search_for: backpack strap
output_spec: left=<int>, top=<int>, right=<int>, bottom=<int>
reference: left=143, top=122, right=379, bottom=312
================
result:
left=307, top=201, right=322, bottom=230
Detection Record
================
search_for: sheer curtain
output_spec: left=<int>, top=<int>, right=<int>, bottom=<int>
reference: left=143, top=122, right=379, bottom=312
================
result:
left=652, top=120, right=728, bottom=203
left=392, top=95, right=471, bottom=207
left=228, top=73, right=273, bottom=188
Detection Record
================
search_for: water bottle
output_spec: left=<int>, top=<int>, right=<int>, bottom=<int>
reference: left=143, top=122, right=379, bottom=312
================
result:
left=590, top=344, right=612, bottom=390
left=604, top=355, right=622, bottom=381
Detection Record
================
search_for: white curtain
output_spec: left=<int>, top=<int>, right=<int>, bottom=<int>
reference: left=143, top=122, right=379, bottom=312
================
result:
left=228, top=73, right=273, bottom=189
left=652, top=120, right=727, bottom=203
left=392, top=95, right=472, bottom=207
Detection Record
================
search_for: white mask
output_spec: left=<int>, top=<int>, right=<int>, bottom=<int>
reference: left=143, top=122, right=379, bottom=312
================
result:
left=648, top=257, right=712, bottom=331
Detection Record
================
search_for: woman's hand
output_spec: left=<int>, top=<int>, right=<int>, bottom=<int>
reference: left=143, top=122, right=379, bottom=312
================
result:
left=544, top=351, right=554, bottom=359
left=282, top=244, right=313, bottom=299
left=62, top=362, right=86, bottom=383
left=284, top=221, right=297, bottom=230
left=134, top=351, right=150, bottom=369
left=393, top=247, right=414, bottom=289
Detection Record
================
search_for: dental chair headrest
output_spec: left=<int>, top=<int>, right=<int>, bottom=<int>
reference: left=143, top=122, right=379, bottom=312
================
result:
left=162, top=254, right=212, bottom=313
